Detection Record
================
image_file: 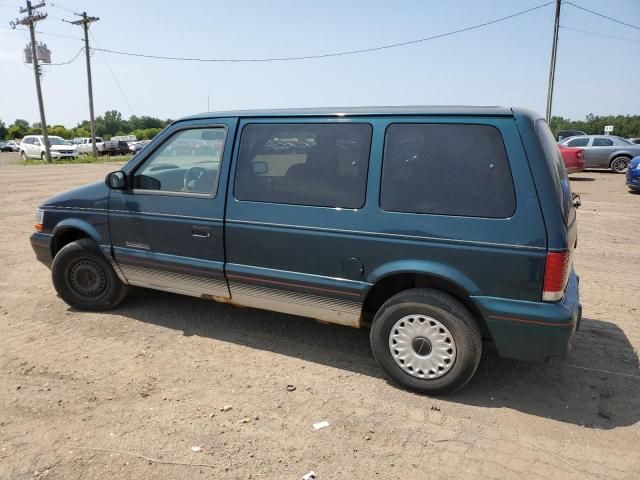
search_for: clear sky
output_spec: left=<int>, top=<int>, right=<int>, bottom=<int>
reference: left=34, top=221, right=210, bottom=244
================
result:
left=1, top=0, right=639, bottom=127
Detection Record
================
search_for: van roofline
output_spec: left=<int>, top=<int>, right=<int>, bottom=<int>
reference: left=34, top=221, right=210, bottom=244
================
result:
left=178, top=105, right=517, bottom=122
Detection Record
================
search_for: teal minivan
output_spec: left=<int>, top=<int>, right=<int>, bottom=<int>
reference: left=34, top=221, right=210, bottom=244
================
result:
left=30, top=106, right=581, bottom=394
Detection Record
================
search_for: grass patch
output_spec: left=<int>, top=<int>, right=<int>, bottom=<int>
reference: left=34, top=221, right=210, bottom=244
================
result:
left=22, top=155, right=132, bottom=165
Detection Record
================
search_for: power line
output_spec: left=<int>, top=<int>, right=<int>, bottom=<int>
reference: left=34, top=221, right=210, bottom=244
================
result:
left=5, top=25, right=83, bottom=40
left=564, top=1, right=640, bottom=31
left=48, top=45, right=83, bottom=65
left=90, top=1, right=555, bottom=63
left=89, top=30, right=136, bottom=115
left=560, top=25, right=640, bottom=44
left=48, top=1, right=77, bottom=15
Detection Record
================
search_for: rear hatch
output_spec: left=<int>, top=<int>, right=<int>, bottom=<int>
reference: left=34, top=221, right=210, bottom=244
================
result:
left=534, top=119, right=578, bottom=300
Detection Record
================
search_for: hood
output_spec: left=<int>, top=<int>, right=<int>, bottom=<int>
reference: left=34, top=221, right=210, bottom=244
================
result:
left=41, top=181, right=110, bottom=211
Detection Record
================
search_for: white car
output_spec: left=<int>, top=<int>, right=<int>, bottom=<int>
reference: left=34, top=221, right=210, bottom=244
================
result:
left=20, top=135, right=78, bottom=160
left=7, top=140, right=20, bottom=152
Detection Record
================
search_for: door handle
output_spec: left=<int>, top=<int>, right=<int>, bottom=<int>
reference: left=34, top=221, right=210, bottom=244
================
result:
left=191, top=226, right=211, bottom=238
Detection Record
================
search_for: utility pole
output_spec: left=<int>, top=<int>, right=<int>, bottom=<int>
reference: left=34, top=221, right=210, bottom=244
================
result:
left=13, top=1, right=52, bottom=162
left=545, top=0, right=561, bottom=124
left=70, top=12, right=99, bottom=157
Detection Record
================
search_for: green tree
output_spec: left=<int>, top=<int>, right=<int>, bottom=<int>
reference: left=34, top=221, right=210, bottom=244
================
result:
left=49, top=125, right=72, bottom=139
left=550, top=114, right=640, bottom=138
left=0, top=119, right=7, bottom=140
left=72, top=127, right=90, bottom=138
left=100, top=110, right=127, bottom=137
left=7, top=119, right=30, bottom=139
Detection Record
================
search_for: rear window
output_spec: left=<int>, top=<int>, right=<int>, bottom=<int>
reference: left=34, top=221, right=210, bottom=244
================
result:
left=380, top=123, right=515, bottom=218
left=535, top=119, right=571, bottom=222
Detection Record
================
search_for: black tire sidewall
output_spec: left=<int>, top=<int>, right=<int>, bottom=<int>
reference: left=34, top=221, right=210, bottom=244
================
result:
left=370, top=290, right=481, bottom=395
left=52, top=239, right=126, bottom=311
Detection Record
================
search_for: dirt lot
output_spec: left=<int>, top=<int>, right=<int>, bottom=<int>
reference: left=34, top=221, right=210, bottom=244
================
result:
left=1, top=151, right=639, bottom=479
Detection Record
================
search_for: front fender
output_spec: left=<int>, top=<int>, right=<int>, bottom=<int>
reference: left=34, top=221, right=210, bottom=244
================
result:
left=366, top=260, right=481, bottom=295
left=52, top=218, right=103, bottom=244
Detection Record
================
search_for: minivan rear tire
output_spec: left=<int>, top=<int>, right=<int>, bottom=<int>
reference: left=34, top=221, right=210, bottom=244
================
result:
left=52, top=238, right=128, bottom=311
left=370, top=288, right=482, bottom=395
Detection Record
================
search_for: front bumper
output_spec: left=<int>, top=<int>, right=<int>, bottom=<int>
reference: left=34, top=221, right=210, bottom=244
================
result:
left=472, top=269, right=581, bottom=361
left=626, top=173, right=640, bottom=190
left=30, top=232, right=54, bottom=268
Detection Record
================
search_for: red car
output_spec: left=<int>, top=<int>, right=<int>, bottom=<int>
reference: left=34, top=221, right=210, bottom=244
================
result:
left=559, top=145, right=585, bottom=174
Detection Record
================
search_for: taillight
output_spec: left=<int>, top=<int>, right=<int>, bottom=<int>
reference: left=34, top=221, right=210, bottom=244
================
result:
left=576, top=150, right=583, bottom=159
left=543, top=251, right=570, bottom=302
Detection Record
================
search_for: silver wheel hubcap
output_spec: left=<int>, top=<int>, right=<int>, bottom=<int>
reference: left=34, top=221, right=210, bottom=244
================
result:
left=388, top=314, right=456, bottom=379
left=613, top=159, right=628, bottom=173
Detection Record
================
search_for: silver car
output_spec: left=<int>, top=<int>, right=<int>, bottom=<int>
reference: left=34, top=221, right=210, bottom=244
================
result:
left=559, top=135, right=640, bottom=173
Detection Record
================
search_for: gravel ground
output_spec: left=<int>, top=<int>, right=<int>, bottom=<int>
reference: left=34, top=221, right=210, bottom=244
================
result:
left=1, top=151, right=639, bottom=479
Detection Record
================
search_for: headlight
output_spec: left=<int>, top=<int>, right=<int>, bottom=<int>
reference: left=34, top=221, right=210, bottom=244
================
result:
left=634, top=162, right=640, bottom=171
left=35, top=209, right=44, bottom=232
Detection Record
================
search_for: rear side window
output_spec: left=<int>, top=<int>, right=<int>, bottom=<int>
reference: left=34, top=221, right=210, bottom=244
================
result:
left=234, top=123, right=372, bottom=208
left=380, top=123, right=515, bottom=218
left=593, top=137, right=613, bottom=147
left=566, top=138, right=589, bottom=147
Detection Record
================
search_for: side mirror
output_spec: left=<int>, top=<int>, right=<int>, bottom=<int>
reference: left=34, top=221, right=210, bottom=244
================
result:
left=106, top=171, right=127, bottom=189
left=252, top=161, right=268, bottom=175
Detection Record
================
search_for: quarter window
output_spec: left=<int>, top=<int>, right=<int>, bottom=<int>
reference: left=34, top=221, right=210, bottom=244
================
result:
left=566, top=137, right=589, bottom=147
left=381, top=123, right=516, bottom=218
left=133, top=127, right=226, bottom=195
left=592, top=137, right=613, bottom=147
left=234, top=123, right=372, bottom=208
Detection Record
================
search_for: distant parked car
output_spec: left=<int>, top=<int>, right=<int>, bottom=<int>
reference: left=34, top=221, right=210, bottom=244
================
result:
left=6, top=140, right=20, bottom=152
left=76, top=137, right=124, bottom=156
left=628, top=138, right=640, bottom=145
left=558, top=135, right=640, bottom=173
left=558, top=145, right=585, bottom=174
left=626, top=157, right=640, bottom=193
left=129, top=140, right=151, bottom=154
left=0, top=142, right=13, bottom=152
left=557, top=129, right=586, bottom=141
left=20, top=135, right=78, bottom=160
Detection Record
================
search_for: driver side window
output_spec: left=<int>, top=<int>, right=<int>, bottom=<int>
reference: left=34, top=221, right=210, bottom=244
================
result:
left=133, top=127, right=226, bottom=196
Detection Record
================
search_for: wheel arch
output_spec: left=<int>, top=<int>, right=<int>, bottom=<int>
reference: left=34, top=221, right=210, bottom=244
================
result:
left=609, top=153, right=632, bottom=164
left=362, top=263, right=489, bottom=337
left=51, top=219, right=102, bottom=258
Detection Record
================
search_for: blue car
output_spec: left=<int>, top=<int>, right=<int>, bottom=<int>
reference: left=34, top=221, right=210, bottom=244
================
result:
left=627, top=156, right=640, bottom=192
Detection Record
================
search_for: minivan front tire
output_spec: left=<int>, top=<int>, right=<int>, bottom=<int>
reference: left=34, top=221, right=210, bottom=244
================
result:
left=370, top=288, right=482, bottom=395
left=52, top=238, right=128, bottom=311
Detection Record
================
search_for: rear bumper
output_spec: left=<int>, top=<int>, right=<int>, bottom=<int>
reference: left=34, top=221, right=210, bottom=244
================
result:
left=30, top=232, right=54, bottom=268
left=472, top=269, right=581, bottom=361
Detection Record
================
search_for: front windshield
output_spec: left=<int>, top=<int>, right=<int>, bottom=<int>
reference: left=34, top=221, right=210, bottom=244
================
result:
left=48, top=137, right=66, bottom=146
